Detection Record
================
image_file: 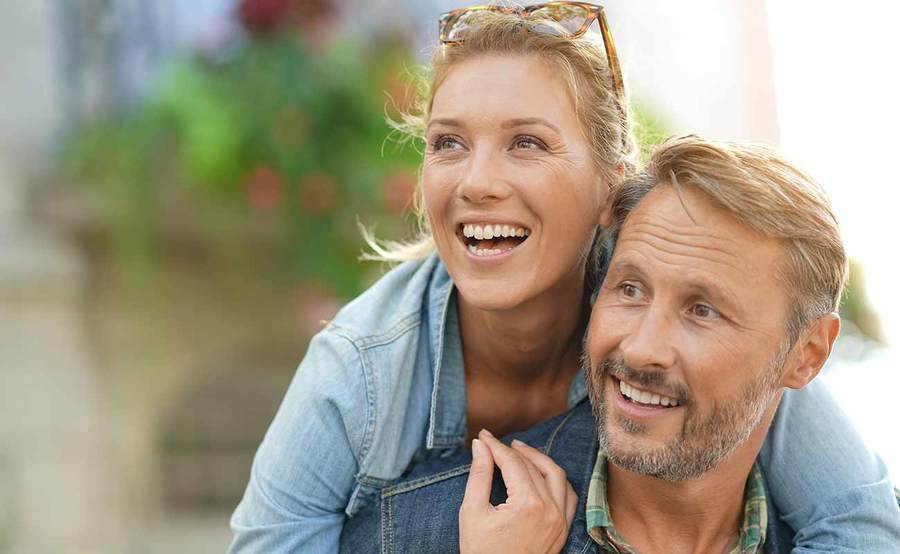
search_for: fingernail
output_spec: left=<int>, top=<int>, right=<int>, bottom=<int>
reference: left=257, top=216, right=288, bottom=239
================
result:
left=511, top=439, right=527, bottom=448
left=480, top=429, right=494, bottom=438
left=472, top=438, right=483, bottom=459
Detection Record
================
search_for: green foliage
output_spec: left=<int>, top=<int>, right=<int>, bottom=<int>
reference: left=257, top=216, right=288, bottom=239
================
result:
left=631, top=100, right=668, bottom=162
left=841, top=260, right=884, bottom=343
left=63, top=32, right=422, bottom=299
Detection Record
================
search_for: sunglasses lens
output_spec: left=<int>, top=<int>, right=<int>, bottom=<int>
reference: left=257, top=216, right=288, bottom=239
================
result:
left=529, top=4, right=590, bottom=36
left=443, top=5, right=593, bottom=42
left=443, top=10, right=486, bottom=42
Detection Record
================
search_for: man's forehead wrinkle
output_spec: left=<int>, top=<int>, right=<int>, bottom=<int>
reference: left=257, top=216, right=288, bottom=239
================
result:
left=617, top=221, right=747, bottom=273
left=623, top=216, right=744, bottom=254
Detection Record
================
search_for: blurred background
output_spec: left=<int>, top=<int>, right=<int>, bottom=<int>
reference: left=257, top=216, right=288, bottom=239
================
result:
left=0, top=0, right=897, bottom=552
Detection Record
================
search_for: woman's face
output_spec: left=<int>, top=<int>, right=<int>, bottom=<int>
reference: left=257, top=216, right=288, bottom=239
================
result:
left=424, top=53, right=609, bottom=312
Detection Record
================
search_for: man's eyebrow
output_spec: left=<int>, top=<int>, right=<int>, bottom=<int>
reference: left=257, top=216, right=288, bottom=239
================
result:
left=605, top=260, right=649, bottom=281
left=683, top=279, right=741, bottom=312
left=501, top=117, right=561, bottom=134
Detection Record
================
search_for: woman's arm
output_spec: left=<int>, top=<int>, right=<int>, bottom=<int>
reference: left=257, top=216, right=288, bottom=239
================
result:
left=759, top=379, right=900, bottom=551
left=229, top=330, right=369, bottom=553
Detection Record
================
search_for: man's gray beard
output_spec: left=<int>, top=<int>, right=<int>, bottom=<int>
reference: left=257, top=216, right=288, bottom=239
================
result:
left=584, top=347, right=787, bottom=482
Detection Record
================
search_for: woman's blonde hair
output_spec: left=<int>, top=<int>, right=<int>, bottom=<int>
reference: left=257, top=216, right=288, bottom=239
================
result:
left=362, top=10, right=636, bottom=270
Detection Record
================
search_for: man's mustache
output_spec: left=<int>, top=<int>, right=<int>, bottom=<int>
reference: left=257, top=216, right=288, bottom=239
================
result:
left=588, top=356, right=692, bottom=405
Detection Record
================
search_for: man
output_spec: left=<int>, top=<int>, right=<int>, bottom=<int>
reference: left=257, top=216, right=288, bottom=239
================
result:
left=339, top=136, right=900, bottom=553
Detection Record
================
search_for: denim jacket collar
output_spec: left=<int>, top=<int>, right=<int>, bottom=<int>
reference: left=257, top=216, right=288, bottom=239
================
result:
left=425, top=262, right=466, bottom=449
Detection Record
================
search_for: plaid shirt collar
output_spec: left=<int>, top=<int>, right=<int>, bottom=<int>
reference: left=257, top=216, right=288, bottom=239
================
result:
left=585, top=451, right=768, bottom=554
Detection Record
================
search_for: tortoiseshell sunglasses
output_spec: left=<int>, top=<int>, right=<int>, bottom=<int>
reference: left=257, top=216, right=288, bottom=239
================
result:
left=438, top=2, right=624, bottom=107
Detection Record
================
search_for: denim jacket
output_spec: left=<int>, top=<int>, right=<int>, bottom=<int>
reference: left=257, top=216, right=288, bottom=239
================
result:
left=229, top=253, right=900, bottom=553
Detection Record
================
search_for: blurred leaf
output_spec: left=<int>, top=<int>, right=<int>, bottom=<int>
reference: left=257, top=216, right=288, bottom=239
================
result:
left=60, top=25, right=421, bottom=300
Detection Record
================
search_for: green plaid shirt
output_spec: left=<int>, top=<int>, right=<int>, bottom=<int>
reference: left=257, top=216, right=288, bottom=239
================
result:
left=585, top=452, right=767, bottom=554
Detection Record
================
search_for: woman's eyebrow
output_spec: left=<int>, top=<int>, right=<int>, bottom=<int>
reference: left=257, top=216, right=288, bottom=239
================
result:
left=501, top=117, right=561, bottom=134
left=426, top=117, right=464, bottom=131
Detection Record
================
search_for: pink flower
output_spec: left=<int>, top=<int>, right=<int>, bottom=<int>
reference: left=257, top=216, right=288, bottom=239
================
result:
left=245, top=165, right=285, bottom=210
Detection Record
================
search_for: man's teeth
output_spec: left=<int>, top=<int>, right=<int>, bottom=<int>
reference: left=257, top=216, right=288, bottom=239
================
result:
left=619, top=379, right=680, bottom=407
left=463, top=224, right=530, bottom=240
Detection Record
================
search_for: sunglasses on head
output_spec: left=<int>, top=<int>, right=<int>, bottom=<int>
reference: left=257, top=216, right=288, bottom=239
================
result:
left=438, top=2, right=624, bottom=107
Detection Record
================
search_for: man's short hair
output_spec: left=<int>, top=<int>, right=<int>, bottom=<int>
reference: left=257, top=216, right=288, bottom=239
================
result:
left=605, top=135, right=848, bottom=341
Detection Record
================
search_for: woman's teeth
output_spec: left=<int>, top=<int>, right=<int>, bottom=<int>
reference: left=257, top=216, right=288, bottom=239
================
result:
left=468, top=244, right=504, bottom=256
left=463, top=224, right=530, bottom=240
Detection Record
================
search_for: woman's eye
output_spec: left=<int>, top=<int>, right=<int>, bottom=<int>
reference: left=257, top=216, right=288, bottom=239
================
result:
left=512, top=136, right=546, bottom=150
left=432, top=135, right=462, bottom=151
left=690, top=303, right=719, bottom=319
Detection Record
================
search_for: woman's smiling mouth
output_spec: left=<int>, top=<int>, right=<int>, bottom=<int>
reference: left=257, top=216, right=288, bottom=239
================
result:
left=459, top=223, right=531, bottom=257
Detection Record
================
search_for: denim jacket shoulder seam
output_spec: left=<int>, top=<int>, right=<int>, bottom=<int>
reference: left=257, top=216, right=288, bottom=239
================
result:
left=328, top=312, right=421, bottom=351
left=543, top=403, right=584, bottom=454
left=312, top=327, right=376, bottom=470
left=381, top=465, right=473, bottom=498
left=354, top=339, right=377, bottom=470
left=324, top=316, right=422, bottom=479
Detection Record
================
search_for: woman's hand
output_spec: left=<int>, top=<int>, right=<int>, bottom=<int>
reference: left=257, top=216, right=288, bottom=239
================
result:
left=459, top=430, right=577, bottom=554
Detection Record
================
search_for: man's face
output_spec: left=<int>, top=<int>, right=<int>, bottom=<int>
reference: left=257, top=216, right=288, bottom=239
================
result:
left=585, top=185, right=794, bottom=481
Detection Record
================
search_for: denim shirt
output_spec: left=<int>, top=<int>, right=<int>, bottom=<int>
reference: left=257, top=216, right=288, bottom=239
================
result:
left=229, top=253, right=900, bottom=553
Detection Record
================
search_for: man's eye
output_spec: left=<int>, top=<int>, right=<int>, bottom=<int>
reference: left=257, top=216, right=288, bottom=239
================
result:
left=621, top=283, right=642, bottom=299
left=690, top=303, right=719, bottom=319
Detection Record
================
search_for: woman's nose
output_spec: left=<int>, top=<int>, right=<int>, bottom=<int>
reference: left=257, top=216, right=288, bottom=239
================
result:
left=456, top=150, right=512, bottom=204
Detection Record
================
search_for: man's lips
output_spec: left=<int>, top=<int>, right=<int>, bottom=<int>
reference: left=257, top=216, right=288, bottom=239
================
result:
left=609, top=375, right=685, bottom=418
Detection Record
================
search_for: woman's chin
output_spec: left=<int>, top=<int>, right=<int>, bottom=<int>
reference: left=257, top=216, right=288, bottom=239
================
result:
left=454, top=279, right=530, bottom=313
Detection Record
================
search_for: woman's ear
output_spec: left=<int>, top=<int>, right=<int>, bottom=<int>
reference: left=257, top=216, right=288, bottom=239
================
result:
left=598, top=167, right=624, bottom=228
left=598, top=199, right=613, bottom=228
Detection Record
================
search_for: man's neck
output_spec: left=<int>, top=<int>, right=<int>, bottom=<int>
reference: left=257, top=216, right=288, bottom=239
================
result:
left=606, top=405, right=777, bottom=554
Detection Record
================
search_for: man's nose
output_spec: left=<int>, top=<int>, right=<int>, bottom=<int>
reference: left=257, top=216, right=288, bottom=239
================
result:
left=619, top=305, right=678, bottom=372
left=456, top=149, right=512, bottom=204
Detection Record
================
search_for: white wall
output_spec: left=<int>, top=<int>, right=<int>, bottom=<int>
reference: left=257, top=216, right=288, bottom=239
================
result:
left=0, top=1, right=61, bottom=163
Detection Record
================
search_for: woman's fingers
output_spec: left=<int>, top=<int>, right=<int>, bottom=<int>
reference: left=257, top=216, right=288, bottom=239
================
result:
left=461, top=438, right=495, bottom=511
left=461, top=431, right=576, bottom=554
left=511, top=439, right=570, bottom=511
left=519, top=449, right=556, bottom=506
left=477, top=430, right=540, bottom=502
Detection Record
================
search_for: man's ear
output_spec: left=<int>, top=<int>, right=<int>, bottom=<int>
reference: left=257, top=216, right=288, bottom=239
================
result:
left=781, top=313, right=841, bottom=389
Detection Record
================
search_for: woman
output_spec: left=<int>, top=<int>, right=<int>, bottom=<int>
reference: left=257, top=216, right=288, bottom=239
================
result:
left=229, top=4, right=899, bottom=552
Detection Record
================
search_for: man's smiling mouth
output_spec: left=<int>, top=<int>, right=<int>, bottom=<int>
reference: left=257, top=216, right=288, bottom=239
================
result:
left=615, top=376, right=682, bottom=408
left=459, top=223, right=531, bottom=257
